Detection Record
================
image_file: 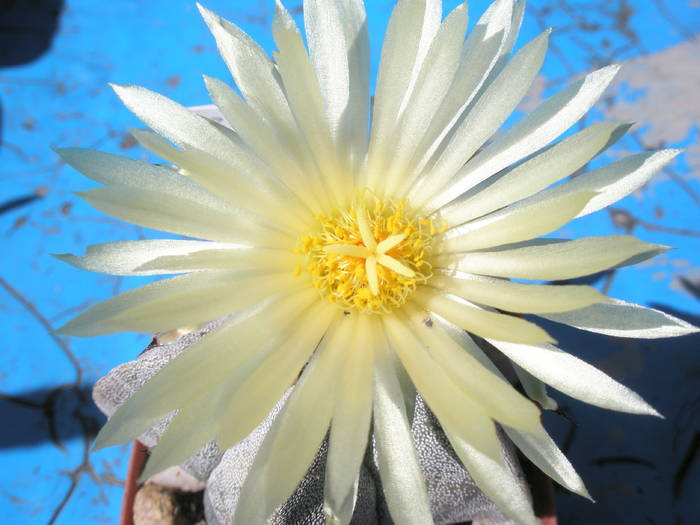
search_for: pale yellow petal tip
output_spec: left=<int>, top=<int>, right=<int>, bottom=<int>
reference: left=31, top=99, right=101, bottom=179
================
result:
left=575, top=483, right=595, bottom=502
left=195, top=2, right=214, bottom=20
left=649, top=406, right=665, bottom=419
left=91, top=427, right=117, bottom=452
left=51, top=253, right=74, bottom=265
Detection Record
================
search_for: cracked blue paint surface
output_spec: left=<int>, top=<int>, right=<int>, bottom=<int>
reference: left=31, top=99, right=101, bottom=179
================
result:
left=1, top=0, right=699, bottom=523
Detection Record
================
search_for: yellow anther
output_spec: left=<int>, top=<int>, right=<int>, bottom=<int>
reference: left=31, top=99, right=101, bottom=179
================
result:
left=297, top=192, right=443, bottom=314
left=294, top=264, right=302, bottom=277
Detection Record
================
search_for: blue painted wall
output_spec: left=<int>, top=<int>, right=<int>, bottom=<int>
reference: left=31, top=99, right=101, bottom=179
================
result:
left=1, top=1, right=698, bottom=523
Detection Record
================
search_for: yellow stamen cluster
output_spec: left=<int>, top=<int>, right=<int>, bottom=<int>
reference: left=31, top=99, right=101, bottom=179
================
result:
left=295, top=195, right=446, bottom=314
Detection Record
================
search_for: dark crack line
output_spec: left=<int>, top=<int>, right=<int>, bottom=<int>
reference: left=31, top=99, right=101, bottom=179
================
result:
left=609, top=207, right=700, bottom=238
left=0, top=277, right=82, bottom=386
left=48, top=414, right=92, bottom=525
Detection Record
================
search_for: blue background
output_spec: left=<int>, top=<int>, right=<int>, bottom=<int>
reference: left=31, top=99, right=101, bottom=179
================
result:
left=1, top=0, right=699, bottom=523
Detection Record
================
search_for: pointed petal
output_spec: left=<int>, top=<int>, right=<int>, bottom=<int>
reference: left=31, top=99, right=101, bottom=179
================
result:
left=408, top=0, right=514, bottom=185
left=430, top=273, right=605, bottom=314
left=445, top=428, right=539, bottom=525
left=541, top=298, right=699, bottom=338
left=436, top=235, right=669, bottom=281
left=372, top=325, right=434, bottom=525
left=273, top=1, right=344, bottom=207
left=434, top=323, right=591, bottom=499
left=139, top=400, right=220, bottom=481
left=111, top=84, right=244, bottom=169
left=383, top=314, right=504, bottom=462
left=537, top=149, right=683, bottom=218
left=439, top=121, right=630, bottom=225
left=58, top=271, right=301, bottom=337
left=135, top=247, right=300, bottom=274
left=383, top=3, right=469, bottom=195
left=197, top=3, right=296, bottom=132
left=440, top=191, right=596, bottom=253
left=53, top=240, right=237, bottom=276
left=512, top=364, right=559, bottom=410
left=77, top=185, right=287, bottom=246
left=414, top=289, right=554, bottom=344
left=430, top=65, right=620, bottom=210
left=324, top=315, right=374, bottom=525
left=233, top=315, right=348, bottom=524
left=366, top=0, right=441, bottom=189
left=127, top=128, right=311, bottom=229
left=489, top=339, right=661, bottom=416
left=304, top=0, right=370, bottom=169
left=93, top=290, right=319, bottom=450
left=504, top=426, right=591, bottom=500
left=59, top=147, right=290, bottom=244
left=216, top=302, right=339, bottom=449
left=404, top=304, right=542, bottom=433
left=410, top=30, right=550, bottom=209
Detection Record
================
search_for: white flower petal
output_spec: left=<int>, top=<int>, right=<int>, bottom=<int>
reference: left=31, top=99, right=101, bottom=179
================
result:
left=217, top=303, right=339, bottom=450
left=139, top=398, right=221, bottom=481
left=233, top=315, right=347, bottom=525
left=53, top=240, right=237, bottom=276
left=430, top=65, right=620, bottom=211
left=414, top=289, right=554, bottom=344
left=440, top=191, right=596, bottom=253
left=372, top=326, right=434, bottom=525
left=541, top=298, right=699, bottom=338
left=93, top=290, right=319, bottom=450
left=273, top=1, right=346, bottom=208
left=58, top=271, right=302, bottom=337
left=440, top=121, right=630, bottom=225
left=445, top=429, right=539, bottom=525
left=128, top=128, right=311, bottom=230
left=324, top=315, right=374, bottom=525
left=58, top=146, right=292, bottom=243
left=383, top=314, right=505, bottom=462
left=511, top=364, right=559, bottom=410
left=496, top=0, right=525, bottom=63
left=197, top=3, right=296, bottom=133
left=504, top=426, right=591, bottom=500
left=404, top=304, right=542, bottom=433
left=488, top=339, right=661, bottom=416
left=77, top=185, right=289, bottom=247
left=304, top=0, right=370, bottom=171
left=430, top=273, right=605, bottom=314
left=383, top=3, right=469, bottom=196
left=366, top=0, right=441, bottom=189
left=535, top=149, right=683, bottom=218
left=111, top=84, right=246, bottom=168
left=136, top=247, right=300, bottom=274
left=409, top=30, right=549, bottom=209
left=403, top=0, right=513, bottom=191
left=436, top=325, right=590, bottom=500
left=203, top=76, right=322, bottom=216
left=436, top=235, right=669, bottom=281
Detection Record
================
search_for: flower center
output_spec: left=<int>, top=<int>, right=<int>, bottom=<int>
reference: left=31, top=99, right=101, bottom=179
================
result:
left=295, top=195, right=445, bottom=314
